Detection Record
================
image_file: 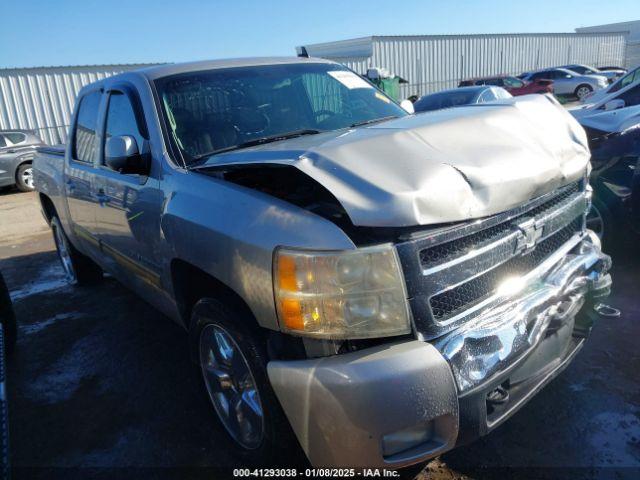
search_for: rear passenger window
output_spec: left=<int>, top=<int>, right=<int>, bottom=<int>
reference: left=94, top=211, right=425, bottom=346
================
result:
left=4, top=132, right=26, bottom=145
left=73, top=91, right=102, bottom=163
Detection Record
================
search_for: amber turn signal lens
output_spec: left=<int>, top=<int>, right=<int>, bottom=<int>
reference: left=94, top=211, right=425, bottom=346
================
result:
left=278, top=255, right=299, bottom=292
left=280, top=298, right=304, bottom=331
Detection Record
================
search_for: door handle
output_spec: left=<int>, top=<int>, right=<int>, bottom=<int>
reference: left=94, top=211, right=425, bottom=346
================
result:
left=66, top=180, right=76, bottom=192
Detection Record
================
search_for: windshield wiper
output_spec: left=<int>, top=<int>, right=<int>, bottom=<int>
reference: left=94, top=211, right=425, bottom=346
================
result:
left=349, top=115, right=398, bottom=128
left=188, top=129, right=322, bottom=167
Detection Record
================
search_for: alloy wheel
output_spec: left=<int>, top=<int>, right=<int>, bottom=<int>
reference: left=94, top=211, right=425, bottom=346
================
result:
left=586, top=205, right=604, bottom=240
left=21, top=167, right=34, bottom=190
left=576, top=86, right=591, bottom=100
left=199, top=324, right=264, bottom=449
left=53, top=223, right=77, bottom=283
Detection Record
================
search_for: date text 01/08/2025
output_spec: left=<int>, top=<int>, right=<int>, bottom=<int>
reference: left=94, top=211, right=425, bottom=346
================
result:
left=233, top=468, right=401, bottom=477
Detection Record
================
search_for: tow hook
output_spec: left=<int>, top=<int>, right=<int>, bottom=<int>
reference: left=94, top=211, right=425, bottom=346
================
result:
left=593, top=303, right=621, bottom=318
left=486, top=385, right=509, bottom=405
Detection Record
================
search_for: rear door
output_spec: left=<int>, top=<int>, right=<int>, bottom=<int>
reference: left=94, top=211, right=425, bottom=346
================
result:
left=64, top=90, right=104, bottom=250
left=93, top=86, right=163, bottom=288
left=547, top=70, right=571, bottom=95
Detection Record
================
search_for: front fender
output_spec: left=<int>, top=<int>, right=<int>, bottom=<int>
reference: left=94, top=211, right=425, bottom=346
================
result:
left=160, top=170, right=356, bottom=331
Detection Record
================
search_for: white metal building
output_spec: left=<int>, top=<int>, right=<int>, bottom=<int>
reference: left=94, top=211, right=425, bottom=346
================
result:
left=576, top=20, right=640, bottom=69
left=297, top=33, right=627, bottom=99
left=0, top=64, right=159, bottom=145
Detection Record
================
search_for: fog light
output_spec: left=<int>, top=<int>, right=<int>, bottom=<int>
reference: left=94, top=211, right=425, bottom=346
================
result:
left=382, top=422, right=434, bottom=458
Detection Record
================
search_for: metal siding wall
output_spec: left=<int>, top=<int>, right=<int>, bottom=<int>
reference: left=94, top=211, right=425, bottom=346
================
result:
left=0, top=65, right=154, bottom=144
left=626, top=42, right=640, bottom=69
left=352, top=34, right=626, bottom=98
left=329, top=57, right=371, bottom=74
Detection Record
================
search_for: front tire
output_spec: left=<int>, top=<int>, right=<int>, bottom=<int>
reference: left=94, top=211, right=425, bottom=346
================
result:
left=15, top=163, right=35, bottom=192
left=587, top=196, right=615, bottom=250
left=51, top=216, right=103, bottom=285
left=575, top=84, right=593, bottom=100
left=190, top=298, right=302, bottom=466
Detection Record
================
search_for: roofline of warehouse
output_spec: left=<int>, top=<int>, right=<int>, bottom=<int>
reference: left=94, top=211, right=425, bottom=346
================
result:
left=371, top=31, right=628, bottom=39
left=299, top=31, right=628, bottom=48
left=575, top=19, right=639, bottom=31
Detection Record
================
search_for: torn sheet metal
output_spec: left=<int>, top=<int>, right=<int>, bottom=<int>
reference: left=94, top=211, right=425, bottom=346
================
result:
left=200, top=94, right=590, bottom=227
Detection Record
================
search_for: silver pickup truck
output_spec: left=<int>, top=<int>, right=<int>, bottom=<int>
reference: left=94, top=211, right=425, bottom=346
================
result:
left=33, top=57, right=612, bottom=469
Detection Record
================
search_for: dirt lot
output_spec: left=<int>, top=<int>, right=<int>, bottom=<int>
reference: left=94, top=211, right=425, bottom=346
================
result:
left=2, top=189, right=639, bottom=479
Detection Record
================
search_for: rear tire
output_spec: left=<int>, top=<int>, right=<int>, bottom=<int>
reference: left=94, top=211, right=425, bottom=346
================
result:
left=51, top=216, right=103, bottom=286
left=190, top=298, right=304, bottom=467
left=15, top=163, right=35, bottom=192
left=575, top=84, right=593, bottom=100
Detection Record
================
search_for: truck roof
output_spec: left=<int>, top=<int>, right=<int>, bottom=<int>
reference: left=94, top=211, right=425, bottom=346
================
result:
left=139, top=56, right=335, bottom=80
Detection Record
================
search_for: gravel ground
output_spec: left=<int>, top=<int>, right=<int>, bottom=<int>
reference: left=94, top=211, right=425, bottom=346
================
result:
left=1, top=189, right=639, bottom=480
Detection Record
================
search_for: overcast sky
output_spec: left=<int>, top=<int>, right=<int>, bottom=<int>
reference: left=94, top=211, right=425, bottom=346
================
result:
left=1, top=0, right=638, bottom=68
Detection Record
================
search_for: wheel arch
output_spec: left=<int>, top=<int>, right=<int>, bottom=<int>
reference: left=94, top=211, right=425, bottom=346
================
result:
left=13, top=153, right=34, bottom=175
left=169, top=258, right=259, bottom=332
left=38, top=192, right=57, bottom=225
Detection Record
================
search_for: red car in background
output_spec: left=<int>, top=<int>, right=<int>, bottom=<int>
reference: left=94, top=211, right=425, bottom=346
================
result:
left=459, top=75, right=553, bottom=96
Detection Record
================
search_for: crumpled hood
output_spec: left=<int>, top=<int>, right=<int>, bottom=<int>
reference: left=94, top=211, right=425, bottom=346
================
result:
left=201, top=94, right=590, bottom=227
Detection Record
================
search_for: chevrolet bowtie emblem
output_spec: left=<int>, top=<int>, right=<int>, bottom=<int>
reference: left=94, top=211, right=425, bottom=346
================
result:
left=514, top=217, right=544, bottom=254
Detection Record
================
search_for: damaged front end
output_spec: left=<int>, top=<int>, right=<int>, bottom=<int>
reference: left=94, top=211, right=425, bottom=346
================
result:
left=394, top=178, right=612, bottom=443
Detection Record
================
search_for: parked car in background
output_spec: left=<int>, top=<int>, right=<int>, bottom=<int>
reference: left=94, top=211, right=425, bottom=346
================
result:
left=586, top=124, right=640, bottom=246
left=33, top=58, right=611, bottom=469
left=561, top=64, right=626, bottom=83
left=599, top=66, right=627, bottom=73
left=0, top=130, right=44, bottom=191
left=582, top=65, right=640, bottom=104
left=570, top=82, right=640, bottom=138
left=458, top=75, right=553, bottom=96
left=413, top=85, right=512, bottom=112
left=521, top=68, right=608, bottom=100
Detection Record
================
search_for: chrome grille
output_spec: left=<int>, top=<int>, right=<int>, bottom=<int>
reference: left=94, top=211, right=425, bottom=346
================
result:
left=396, top=181, right=587, bottom=340
left=429, top=218, right=582, bottom=320
left=419, top=182, right=581, bottom=269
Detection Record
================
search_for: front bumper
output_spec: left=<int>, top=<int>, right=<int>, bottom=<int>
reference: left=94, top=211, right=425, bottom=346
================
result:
left=267, top=235, right=611, bottom=468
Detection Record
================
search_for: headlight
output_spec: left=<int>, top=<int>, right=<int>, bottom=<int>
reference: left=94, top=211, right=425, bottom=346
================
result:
left=273, top=244, right=411, bottom=339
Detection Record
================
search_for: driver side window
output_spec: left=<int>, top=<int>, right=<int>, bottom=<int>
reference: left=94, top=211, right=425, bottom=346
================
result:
left=619, top=84, right=640, bottom=107
left=104, top=92, right=146, bottom=160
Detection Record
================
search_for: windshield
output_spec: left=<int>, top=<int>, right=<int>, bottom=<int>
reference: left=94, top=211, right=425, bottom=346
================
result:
left=413, top=89, right=479, bottom=112
left=154, top=63, right=406, bottom=165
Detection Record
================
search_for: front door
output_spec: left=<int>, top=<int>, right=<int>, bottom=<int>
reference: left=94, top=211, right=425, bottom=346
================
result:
left=64, top=90, right=103, bottom=251
left=93, top=88, right=162, bottom=288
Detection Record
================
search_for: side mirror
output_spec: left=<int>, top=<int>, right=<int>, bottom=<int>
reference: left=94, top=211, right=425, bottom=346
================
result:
left=604, top=99, right=625, bottom=111
left=105, top=135, right=146, bottom=173
left=400, top=99, right=415, bottom=114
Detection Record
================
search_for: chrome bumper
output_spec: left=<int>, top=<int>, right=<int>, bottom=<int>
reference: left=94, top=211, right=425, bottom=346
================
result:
left=435, top=232, right=611, bottom=393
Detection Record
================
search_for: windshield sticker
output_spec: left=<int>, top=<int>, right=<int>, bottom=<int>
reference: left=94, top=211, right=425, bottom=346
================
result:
left=329, top=71, right=374, bottom=90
